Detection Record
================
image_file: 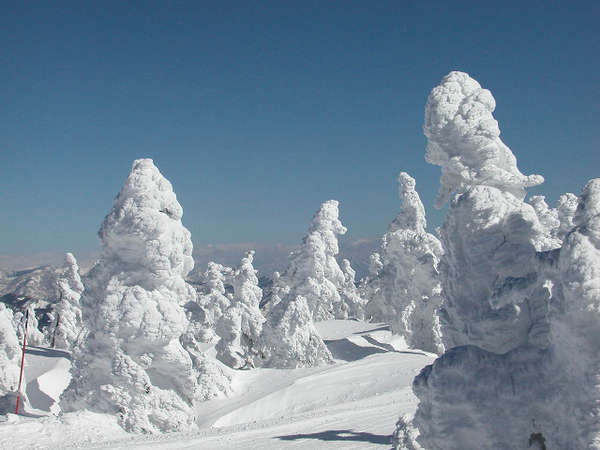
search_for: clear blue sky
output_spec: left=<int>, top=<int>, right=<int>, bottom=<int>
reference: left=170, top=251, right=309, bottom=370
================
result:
left=1, top=0, right=599, bottom=256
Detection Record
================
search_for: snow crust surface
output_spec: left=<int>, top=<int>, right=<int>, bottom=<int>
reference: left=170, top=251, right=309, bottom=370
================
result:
left=0, top=320, right=434, bottom=449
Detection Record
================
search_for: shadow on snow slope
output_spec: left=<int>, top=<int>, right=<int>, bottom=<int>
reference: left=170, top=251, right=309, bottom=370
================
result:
left=277, top=428, right=390, bottom=445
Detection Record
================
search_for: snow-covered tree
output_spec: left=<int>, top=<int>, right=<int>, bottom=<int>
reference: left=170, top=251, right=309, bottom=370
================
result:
left=556, top=192, right=579, bottom=241
left=395, top=72, right=569, bottom=449
left=45, top=253, right=84, bottom=350
left=260, top=295, right=333, bottom=368
left=365, top=172, right=444, bottom=354
left=527, top=195, right=561, bottom=251
left=13, top=305, right=44, bottom=347
left=0, top=304, right=21, bottom=399
left=339, top=259, right=367, bottom=320
left=216, top=251, right=265, bottom=369
left=273, top=200, right=364, bottom=321
left=554, top=178, right=600, bottom=447
left=183, top=262, right=233, bottom=346
left=62, top=159, right=228, bottom=433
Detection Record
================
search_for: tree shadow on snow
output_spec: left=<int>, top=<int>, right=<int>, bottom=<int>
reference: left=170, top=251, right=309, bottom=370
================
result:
left=324, top=339, right=388, bottom=361
left=324, top=337, right=428, bottom=361
left=353, top=325, right=390, bottom=334
left=360, top=335, right=428, bottom=356
left=276, top=429, right=390, bottom=445
left=25, top=346, right=71, bottom=359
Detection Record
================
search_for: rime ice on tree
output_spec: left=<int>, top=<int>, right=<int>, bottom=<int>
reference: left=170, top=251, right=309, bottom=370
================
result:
left=45, top=253, right=84, bottom=350
left=394, top=72, right=572, bottom=449
left=260, top=295, right=333, bottom=369
left=556, top=179, right=600, bottom=446
left=216, top=251, right=265, bottom=369
left=273, top=200, right=364, bottom=321
left=365, top=172, right=444, bottom=354
left=63, top=159, right=228, bottom=433
left=0, top=304, right=21, bottom=406
left=184, top=262, right=233, bottom=346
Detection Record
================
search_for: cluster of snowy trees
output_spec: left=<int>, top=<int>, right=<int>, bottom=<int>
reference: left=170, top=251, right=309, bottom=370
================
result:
left=393, top=71, right=600, bottom=449
left=1, top=70, right=596, bottom=446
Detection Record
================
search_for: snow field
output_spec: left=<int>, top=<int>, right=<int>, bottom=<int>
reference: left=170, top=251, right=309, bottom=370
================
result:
left=0, top=320, right=434, bottom=449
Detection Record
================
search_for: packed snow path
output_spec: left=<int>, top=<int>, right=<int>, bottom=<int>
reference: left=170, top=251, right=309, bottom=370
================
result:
left=0, top=320, right=434, bottom=449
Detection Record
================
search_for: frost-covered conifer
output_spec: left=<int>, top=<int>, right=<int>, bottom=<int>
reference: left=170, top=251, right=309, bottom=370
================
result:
left=365, top=173, right=444, bottom=354
left=555, top=179, right=600, bottom=446
left=273, top=200, right=363, bottom=321
left=556, top=192, right=579, bottom=240
left=339, top=259, right=367, bottom=320
left=45, top=253, right=84, bottom=350
left=528, top=195, right=561, bottom=251
left=63, top=159, right=228, bottom=433
left=184, top=262, right=233, bottom=345
left=215, top=251, right=265, bottom=369
left=13, top=306, right=44, bottom=347
left=395, top=72, right=570, bottom=449
left=0, top=304, right=21, bottom=398
left=260, top=295, right=333, bottom=368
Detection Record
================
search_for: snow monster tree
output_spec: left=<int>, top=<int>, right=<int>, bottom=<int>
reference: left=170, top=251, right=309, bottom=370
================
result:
left=216, top=250, right=265, bottom=369
left=365, top=172, right=444, bottom=354
left=272, top=200, right=364, bottom=321
left=63, top=159, right=227, bottom=433
left=394, top=72, right=583, bottom=449
left=45, top=252, right=84, bottom=350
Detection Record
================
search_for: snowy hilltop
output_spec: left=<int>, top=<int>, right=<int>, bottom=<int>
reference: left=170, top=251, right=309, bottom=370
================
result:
left=62, top=159, right=229, bottom=433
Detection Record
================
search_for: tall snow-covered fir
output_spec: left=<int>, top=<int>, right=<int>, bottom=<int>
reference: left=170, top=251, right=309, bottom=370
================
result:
left=0, top=304, right=21, bottom=404
left=271, top=200, right=364, bottom=321
left=62, top=159, right=228, bottom=433
left=394, top=71, right=586, bottom=449
left=365, top=172, right=444, bottom=354
left=215, top=250, right=265, bottom=369
left=44, top=253, right=84, bottom=350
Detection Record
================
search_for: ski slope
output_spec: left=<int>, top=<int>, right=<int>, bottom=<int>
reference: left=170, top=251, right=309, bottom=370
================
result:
left=0, top=321, right=435, bottom=449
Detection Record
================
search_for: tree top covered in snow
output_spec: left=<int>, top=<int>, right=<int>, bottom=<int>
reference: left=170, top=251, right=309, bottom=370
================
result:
left=424, top=71, right=544, bottom=207
left=307, top=199, right=347, bottom=256
left=98, top=158, right=194, bottom=287
left=388, top=172, right=427, bottom=234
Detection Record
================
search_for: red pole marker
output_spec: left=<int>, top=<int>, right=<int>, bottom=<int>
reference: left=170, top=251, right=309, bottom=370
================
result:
left=15, top=309, right=29, bottom=415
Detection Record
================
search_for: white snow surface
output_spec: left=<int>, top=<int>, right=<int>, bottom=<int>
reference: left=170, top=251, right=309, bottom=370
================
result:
left=0, top=320, right=434, bottom=449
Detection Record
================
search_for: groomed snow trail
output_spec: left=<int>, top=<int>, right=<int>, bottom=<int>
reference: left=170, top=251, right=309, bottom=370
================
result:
left=0, top=321, right=434, bottom=449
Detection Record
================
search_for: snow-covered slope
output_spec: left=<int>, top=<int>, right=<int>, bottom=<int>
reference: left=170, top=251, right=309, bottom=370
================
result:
left=0, top=320, right=434, bottom=449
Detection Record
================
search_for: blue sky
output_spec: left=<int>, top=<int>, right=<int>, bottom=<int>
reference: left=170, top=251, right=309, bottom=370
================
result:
left=1, top=1, right=599, bottom=260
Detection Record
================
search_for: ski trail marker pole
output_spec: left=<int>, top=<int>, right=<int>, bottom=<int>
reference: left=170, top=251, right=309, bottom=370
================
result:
left=15, top=309, right=29, bottom=415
